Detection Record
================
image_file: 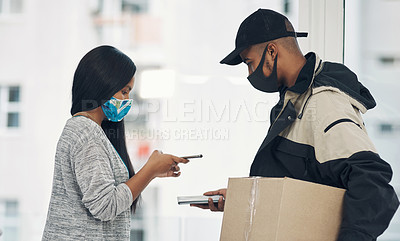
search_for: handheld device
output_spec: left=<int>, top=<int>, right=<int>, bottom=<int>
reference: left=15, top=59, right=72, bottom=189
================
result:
left=177, top=195, right=223, bottom=205
left=180, top=154, right=203, bottom=159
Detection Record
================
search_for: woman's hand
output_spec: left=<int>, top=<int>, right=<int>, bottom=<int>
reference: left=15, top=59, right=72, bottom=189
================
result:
left=145, top=150, right=189, bottom=179
left=124, top=150, right=189, bottom=202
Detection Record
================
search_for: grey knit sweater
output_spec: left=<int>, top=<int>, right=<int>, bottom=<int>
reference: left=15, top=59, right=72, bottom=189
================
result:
left=42, top=116, right=133, bottom=240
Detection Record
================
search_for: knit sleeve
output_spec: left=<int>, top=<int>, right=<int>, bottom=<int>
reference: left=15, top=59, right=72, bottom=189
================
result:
left=71, top=136, right=133, bottom=221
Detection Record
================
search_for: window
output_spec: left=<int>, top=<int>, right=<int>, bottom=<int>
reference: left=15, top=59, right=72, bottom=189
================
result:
left=130, top=229, right=144, bottom=241
left=0, top=85, right=21, bottom=129
left=122, top=0, right=148, bottom=13
left=0, top=199, right=19, bottom=241
left=379, top=122, right=400, bottom=135
left=4, top=200, right=18, bottom=217
left=130, top=198, right=145, bottom=241
left=91, top=0, right=161, bottom=48
left=129, top=186, right=159, bottom=241
left=344, top=0, right=400, bottom=238
left=7, top=113, right=19, bottom=127
left=8, top=86, right=20, bottom=102
left=0, top=0, right=23, bottom=15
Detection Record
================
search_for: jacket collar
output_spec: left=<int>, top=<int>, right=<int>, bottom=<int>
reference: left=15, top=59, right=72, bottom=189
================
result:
left=255, top=53, right=322, bottom=156
left=287, top=52, right=317, bottom=94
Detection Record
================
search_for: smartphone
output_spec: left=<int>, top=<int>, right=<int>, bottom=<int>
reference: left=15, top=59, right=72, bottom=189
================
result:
left=177, top=195, right=223, bottom=205
left=180, top=154, right=203, bottom=159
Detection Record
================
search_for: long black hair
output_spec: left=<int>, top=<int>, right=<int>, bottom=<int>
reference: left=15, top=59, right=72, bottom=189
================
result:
left=71, top=45, right=139, bottom=211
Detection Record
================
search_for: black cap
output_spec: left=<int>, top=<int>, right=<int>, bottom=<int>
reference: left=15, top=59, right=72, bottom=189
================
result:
left=220, top=9, right=308, bottom=65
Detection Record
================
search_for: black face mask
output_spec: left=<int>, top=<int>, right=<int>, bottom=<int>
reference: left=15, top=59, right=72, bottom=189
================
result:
left=247, top=44, right=279, bottom=93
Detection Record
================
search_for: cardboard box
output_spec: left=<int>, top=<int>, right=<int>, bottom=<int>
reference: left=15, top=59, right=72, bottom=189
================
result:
left=219, top=177, right=345, bottom=241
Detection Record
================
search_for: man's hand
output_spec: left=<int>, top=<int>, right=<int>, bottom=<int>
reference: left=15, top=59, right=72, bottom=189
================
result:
left=190, top=188, right=227, bottom=212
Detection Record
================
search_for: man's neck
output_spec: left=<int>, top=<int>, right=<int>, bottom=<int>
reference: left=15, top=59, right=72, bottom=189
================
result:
left=284, top=55, right=307, bottom=88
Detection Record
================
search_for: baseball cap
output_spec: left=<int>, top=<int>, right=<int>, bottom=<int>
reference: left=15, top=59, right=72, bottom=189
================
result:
left=220, top=9, right=308, bottom=65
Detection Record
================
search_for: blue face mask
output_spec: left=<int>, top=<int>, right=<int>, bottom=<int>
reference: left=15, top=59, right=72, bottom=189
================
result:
left=102, top=97, right=133, bottom=122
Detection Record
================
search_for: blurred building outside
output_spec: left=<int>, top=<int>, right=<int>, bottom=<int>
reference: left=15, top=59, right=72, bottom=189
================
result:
left=0, top=0, right=399, bottom=240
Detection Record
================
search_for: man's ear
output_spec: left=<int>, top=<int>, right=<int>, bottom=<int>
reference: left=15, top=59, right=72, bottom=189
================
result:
left=267, top=43, right=277, bottom=60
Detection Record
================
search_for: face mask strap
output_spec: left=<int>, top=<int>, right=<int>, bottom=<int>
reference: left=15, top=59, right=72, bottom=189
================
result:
left=250, top=44, right=269, bottom=78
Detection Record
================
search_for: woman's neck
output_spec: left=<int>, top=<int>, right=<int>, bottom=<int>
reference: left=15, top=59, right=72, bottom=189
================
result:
left=74, top=107, right=105, bottom=126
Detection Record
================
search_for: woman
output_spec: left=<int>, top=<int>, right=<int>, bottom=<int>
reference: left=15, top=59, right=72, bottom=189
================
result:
left=42, top=45, right=188, bottom=240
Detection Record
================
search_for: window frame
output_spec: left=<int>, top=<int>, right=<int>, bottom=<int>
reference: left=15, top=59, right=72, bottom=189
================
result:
left=298, top=0, right=344, bottom=63
left=0, top=84, right=22, bottom=132
left=0, top=0, right=23, bottom=15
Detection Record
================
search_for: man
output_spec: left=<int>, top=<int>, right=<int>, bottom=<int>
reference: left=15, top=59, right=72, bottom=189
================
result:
left=192, top=8, right=399, bottom=241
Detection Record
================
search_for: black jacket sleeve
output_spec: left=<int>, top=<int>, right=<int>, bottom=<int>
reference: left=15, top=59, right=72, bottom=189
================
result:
left=329, top=151, right=399, bottom=241
left=309, top=91, right=399, bottom=240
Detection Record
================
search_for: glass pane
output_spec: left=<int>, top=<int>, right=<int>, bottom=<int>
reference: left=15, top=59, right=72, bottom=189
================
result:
left=7, top=112, right=19, bottom=127
left=3, top=226, right=18, bottom=241
left=130, top=230, right=144, bottom=241
left=8, top=86, right=20, bottom=102
left=122, top=0, right=148, bottom=13
left=10, top=0, right=23, bottom=14
left=5, top=200, right=18, bottom=217
left=345, top=1, right=400, bottom=238
left=0, top=0, right=3, bottom=13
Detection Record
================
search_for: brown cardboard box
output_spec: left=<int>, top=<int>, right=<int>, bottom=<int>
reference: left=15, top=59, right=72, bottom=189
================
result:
left=219, top=177, right=345, bottom=241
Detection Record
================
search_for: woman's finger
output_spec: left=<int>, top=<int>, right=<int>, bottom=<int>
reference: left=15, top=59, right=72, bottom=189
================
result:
left=171, top=155, right=190, bottom=164
left=173, top=165, right=180, bottom=172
